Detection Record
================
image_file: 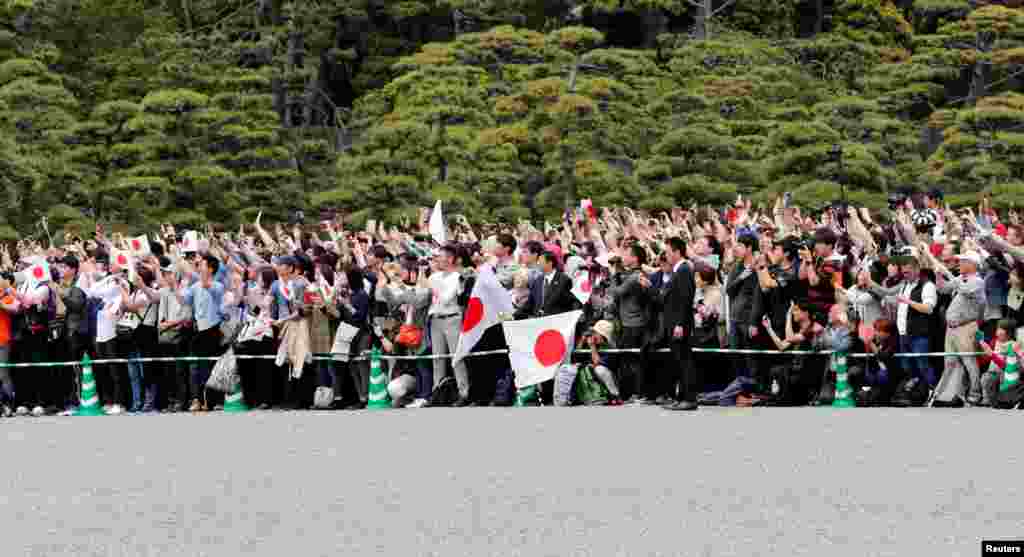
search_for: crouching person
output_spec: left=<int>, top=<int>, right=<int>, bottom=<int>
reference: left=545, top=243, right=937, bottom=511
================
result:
left=979, top=318, right=1021, bottom=408
left=575, top=320, right=623, bottom=406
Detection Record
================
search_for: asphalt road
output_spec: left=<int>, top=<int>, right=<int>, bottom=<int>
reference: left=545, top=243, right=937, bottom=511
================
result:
left=2, top=406, right=1020, bottom=557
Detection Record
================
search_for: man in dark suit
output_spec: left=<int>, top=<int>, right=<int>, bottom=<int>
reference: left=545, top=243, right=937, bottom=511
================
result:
left=644, top=236, right=698, bottom=411
left=516, top=251, right=575, bottom=319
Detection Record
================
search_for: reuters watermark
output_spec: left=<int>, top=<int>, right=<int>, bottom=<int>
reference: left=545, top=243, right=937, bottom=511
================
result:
left=983, top=541, right=1024, bottom=555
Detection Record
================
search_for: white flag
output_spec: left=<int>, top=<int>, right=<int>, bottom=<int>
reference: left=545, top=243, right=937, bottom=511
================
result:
left=502, top=310, right=582, bottom=389
left=182, top=230, right=199, bottom=253
left=429, top=200, right=446, bottom=245
left=570, top=267, right=593, bottom=305
left=453, top=265, right=514, bottom=366
left=128, top=235, right=150, bottom=256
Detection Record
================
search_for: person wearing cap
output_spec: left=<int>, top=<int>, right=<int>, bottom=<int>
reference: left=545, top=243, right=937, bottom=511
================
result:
left=924, top=248, right=987, bottom=406
left=580, top=320, right=623, bottom=405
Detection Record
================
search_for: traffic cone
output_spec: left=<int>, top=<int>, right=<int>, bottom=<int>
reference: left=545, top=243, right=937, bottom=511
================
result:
left=222, top=379, right=248, bottom=413
left=366, top=347, right=390, bottom=409
left=999, top=344, right=1019, bottom=392
left=515, top=384, right=539, bottom=407
left=832, top=351, right=855, bottom=408
left=75, top=354, right=103, bottom=416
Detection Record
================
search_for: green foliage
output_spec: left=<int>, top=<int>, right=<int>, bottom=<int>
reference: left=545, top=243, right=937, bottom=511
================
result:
left=0, top=0, right=1019, bottom=233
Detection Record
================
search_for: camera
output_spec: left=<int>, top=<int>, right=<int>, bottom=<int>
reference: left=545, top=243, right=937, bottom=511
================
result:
left=887, top=193, right=906, bottom=211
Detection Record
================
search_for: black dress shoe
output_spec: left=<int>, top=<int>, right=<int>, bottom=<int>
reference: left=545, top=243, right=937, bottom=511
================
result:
left=667, top=400, right=699, bottom=411
left=454, top=397, right=471, bottom=408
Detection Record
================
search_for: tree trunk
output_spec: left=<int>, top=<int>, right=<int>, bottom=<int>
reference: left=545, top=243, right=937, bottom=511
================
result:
left=967, top=31, right=993, bottom=106
left=568, top=53, right=581, bottom=92
left=814, top=0, right=824, bottom=35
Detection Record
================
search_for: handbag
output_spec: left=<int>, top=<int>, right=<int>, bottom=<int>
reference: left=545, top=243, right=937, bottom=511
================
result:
left=313, top=386, right=335, bottom=409
left=206, top=347, right=239, bottom=393
left=396, top=303, right=423, bottom=348
left=220, top=317, right=242, bottom=347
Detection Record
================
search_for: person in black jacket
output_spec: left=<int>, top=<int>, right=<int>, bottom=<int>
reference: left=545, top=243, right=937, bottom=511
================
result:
left=650, top=237, right=698, bottom=411
left=56, top=255, right=88, bottom=414
left=725, top=234, right=764, bottom=385
left=520, top=251, right=575, bottom=318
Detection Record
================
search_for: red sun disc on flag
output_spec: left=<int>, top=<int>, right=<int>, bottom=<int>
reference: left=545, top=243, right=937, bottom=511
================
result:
left=581, top=279, right=592, bottom=293
left=32, top=266, right=44, bottom=279
left=462, top=297, right=483, bottom=332
left=534, top=329, right=566, bottom=367
left=117, top=254, right=128, bottom=266
left=131, top=239, right=141, bottom=251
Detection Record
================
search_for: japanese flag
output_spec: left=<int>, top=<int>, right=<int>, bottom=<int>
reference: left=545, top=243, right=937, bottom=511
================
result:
left=570, top=267, right=593, bottom=305
left=25, top=256, right=50, bottom=287
left=502, top=310, right=582, bottom=389
left=182, top=230, right=199, bottom=253
left=581, top=198, right=596, bottom=223
left=112, top=248, right=136, bottom=282
left=453, top=265, right=514, bottom=366
left=128, top=235, right=150, bottom=256
left=428, top=200, right=446, bottom=246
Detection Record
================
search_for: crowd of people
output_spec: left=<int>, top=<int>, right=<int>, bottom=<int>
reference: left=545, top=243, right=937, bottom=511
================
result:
left=1, top=189, right=1023, bottom=417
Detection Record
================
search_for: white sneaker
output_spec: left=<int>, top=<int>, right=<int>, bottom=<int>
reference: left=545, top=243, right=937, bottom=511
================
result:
left=406, top=398, right=429, bottom=408
left=15, top=406, right=28, bottom=416
left=1, top=405, right=11, bottom=417
left=107, top=404, right=124, bottom=415
left=59, top=408, right=76, bottom=417
left=31, top=406, right=45, bottom=417
left=102, top=404, right=112, bottom=413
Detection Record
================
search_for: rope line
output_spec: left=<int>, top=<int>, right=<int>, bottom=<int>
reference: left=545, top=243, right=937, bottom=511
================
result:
left=0, top=348, right=988, bottom=368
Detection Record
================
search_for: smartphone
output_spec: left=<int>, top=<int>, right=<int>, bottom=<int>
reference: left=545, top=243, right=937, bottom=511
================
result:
left=783, top=192, right=792, bottom=209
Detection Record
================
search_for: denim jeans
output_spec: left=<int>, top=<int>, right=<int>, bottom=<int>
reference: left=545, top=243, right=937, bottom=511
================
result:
left=899, top=335, right=935, bottom=387
left=127, top=350, right=144, bottom=411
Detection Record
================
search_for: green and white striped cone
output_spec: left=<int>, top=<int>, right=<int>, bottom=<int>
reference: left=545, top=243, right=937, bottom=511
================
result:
left=832, top=351, right=855, bottom=408
left=367, top=347, right=390, bottom=409
left=999, top=344, right=1019, bottom=393
left=223, top=379, right=248, bottom=413
left=75, top=354, right=103, bottom=416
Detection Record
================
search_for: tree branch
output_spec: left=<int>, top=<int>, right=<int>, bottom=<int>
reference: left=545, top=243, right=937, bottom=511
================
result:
left=711, top=0, right=737, bottom=17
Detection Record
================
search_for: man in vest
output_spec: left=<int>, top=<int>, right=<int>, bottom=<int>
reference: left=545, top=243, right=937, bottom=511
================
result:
left=892, top=258, right=938, bottom=389
left=870, top=255, right=937, bottom=389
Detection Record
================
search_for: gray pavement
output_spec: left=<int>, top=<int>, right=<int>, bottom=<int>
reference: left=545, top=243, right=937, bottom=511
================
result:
left=2, top=406, right=1021, bottom=557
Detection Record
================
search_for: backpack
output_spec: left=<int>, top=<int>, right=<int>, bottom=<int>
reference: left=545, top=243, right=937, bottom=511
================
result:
left=80, top=297, right=102, bottom=340
left=575, top=365, right=609, bottom=406
left=430, top=376, right=459, bottom=407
